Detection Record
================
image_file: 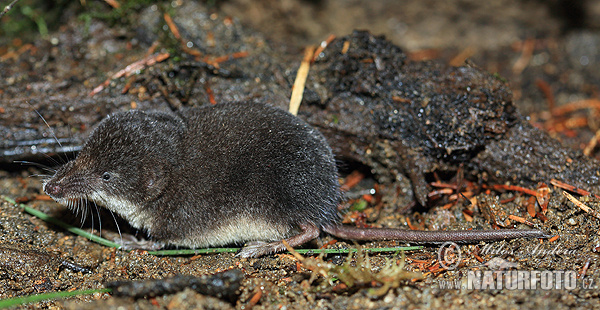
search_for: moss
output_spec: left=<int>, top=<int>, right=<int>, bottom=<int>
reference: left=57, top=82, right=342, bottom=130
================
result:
left=0, top=0, right=168, bottom=40
left=78, top=0, right=163, bottom=26
left=0, top=0, right=71, bottom=39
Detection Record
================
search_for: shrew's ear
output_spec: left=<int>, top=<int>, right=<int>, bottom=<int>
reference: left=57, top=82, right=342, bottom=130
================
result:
left=144, top=164, right=167, bottom=201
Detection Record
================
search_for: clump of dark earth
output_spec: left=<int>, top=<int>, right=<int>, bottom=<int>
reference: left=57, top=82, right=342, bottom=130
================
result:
left=106, top=269, right=243, bottom=302
left=302, top=30, right=600, bottom=205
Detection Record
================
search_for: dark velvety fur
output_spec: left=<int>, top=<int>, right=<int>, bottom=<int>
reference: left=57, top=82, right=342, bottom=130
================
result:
left=155, top=102, right=342, bottom=242
left=45, top=102, right=341, bottom=253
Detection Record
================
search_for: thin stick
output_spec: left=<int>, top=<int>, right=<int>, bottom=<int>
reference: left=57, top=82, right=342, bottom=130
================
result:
left=312, top=34, right=335, bottom=63
left=449, top=46, right=475, bottom=67
left=551, top=99, right=600, bottom=117
left=89, top=52, right=169, bottom=96
left=0, top=0, right=19, bottom=20
left=289, top=46, right=315, bottom=116
left=508, top=214, right=536, bottom=227
left=489, top=184, right=538, bottom=196
left=584, top=128, right=600, bottom=156
left=562, top=191, right=600, bottom=220
left=512, top=38, right=534, bottom=74
left=164, top=12, right=181, bottom=40
left=535, top=79, right=556, bottom=114
left=551, top=178, right=600, bottom=199
left=103, top=0, right=119, bottom=8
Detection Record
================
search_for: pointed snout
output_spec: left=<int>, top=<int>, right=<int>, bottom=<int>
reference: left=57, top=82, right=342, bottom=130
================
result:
left=43, top=181, right=64, bottom=198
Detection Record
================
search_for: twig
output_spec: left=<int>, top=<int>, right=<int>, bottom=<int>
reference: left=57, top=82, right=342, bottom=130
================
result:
left=562, top=191, right=600, bottom=220
left=512, top=38, right=534, bottom=75
left=449, top=46, right=475, bottom=67
left=103, top=0, right=119, bottom=8
left=584, top=128, right=600, bottom=156
left=489, top=184, right=538, bottom=196
left=206, top=51, right=249, bottom=67
left=508, top=214, right=535, bottom=227
left=163, top=12, right=204, bottom=59
left=89, top=52, right=170, bottom=96
left=164, top=12, right=181, bottom=40
left=282, top=239, right=302, bottom=261
left=407, top=48, right=439, bottom=61
left=430, top=182, right=463, bottom=189
left=551, top=99, right=600, bottom=117
left=312, top=34, right=336, bottom=63
left=246, top=288, right=263, bottom=310
left=340, top=170, right=365, bottom=191
left=204, top=81, right=216, bottom=105
left=0, top=0, right=19, bottom=20
left=0, top=43, right=34, bottom=61
left=427, top=188, right=454, bottom=197
left=289, top=46, right=314, bottom=116
left=145, top=41, right=159, bottom=57
left=580, top=257, right=591, bottom=279
left=551, top=178, right=600, bottom=199
left=536, top=79, right=556, bottom=114
left=341, top=41, right=350, bottom=54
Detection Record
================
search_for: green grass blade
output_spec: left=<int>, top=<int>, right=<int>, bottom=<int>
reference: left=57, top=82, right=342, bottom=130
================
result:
left=0, top=288, right=111, bottom=309
left=147, top=248, right=241, bottom=255
left=2, top=196, right=122, bottom=249
left=147, top=246, right=423, bottom=256
left=292, top=246, right=423, bottom=254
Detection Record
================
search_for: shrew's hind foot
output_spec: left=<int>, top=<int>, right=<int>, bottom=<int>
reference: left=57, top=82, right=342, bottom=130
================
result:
left=236, top=223, right=320, bottom=258
left=116, top=234, right=165, bottom=251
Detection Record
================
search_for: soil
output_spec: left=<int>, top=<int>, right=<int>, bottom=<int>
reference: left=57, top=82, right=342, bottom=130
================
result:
left=1, top=0, right=600, bottom=309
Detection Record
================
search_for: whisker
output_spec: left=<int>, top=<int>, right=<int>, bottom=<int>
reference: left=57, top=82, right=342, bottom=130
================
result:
left=28, top=174, right=52, bottom=178
left=41, top=151, right=65, bottom=167
left=30, top=107, right=69, bottom=165
left=13, top=160, right=56, bottom=172
left=107, top=208, right=124, bottom=247
left=66, top=119, right=75, bottom=162
left=88, top=198, right=94, bottom=234
left=94, top=195, right=124, bottom=246
left=92, top=200, right=102, bottom=240
left=80, top=198, right=87, bottom=226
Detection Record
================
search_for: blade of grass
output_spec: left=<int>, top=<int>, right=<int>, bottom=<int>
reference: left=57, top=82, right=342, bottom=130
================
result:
left=2, top=196, right=122, bottom=249
left=0, top=288, right=111, bottom=309
left=147, top=246, right=423, bottom=256
left=292, top=246, right=423, bottom=255
left=147, top=248, right=240, bottom=255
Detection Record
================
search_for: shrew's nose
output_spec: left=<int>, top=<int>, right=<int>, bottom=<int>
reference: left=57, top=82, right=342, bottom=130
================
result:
left=44, top=182, right=63, bottom=198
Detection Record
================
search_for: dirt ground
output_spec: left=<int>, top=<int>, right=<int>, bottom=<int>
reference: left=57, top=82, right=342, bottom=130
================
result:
left=1, top=0, right=600, bottom=309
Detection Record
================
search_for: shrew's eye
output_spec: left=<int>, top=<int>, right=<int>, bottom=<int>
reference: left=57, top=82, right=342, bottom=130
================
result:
left=102, top=172, right=112, bottom=181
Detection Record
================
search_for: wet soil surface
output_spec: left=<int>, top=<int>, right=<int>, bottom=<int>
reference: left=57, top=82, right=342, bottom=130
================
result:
left=2, top=1, right=600, bottom=309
